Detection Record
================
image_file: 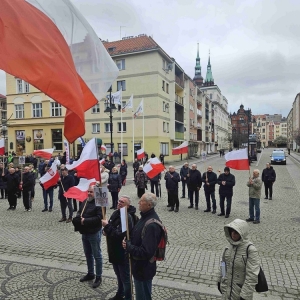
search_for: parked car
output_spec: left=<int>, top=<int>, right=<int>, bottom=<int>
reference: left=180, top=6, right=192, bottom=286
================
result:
left=270, top=150, right=286, bottom=165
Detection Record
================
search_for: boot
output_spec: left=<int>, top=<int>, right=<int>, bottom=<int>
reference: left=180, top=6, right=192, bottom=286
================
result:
left=174, top=207, right=179, bottom=212
left=80, top=273, right=95, bottom=282
left=168, top=206, right=174, bottom=212
left=92, top=276, right=102, bottom=288
left=108, top=294, right=124, bottom=300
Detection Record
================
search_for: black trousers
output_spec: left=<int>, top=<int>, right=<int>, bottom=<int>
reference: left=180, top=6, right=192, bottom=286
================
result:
left=8, top=191, right=17, bottom=208
left=168, top=191, right=179, bottom=208
left=181, top=180, right=188, bottom=197
left=22, top=189, right=31, bottom=210
left=264, top=182, right=273, bottom=197
left=137, top=188, right=145, bottom=198
left=150, top=181, right=159, bottom=197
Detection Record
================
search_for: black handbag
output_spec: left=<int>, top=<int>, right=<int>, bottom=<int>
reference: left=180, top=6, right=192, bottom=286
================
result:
left=246, top=244, right=268, bottom=293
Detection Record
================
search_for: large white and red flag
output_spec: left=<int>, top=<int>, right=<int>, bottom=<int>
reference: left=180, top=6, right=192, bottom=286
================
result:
left=0, top=0, right=118, bottom=143
left=143, top=157, right=165, bottom=179
left=33, top=148, right=54, bottom=160
left=40, top=160, right=59, bottom=190
left=64, top=178, right=96, bottom=202
left=137, top=148, right=145, bottom=160
left=172, top=141, right=188, bottom=155
left=66, top=138, right=100, bottom=181
left=0, top=139, right=5, bottom=155
left=225, top=148, right=249, bottom=170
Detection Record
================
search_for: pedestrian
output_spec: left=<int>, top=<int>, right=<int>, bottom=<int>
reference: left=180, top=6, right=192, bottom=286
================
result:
left=217, top=219, right=261, bottom=300
left=202, top=165, right=218, bottom=213
left=120, top=160, right=128, bottom=186
left=40, top=165, right=56, bottom=212
left=149, top=173, right=161, bottom=198
left=262, top=163, right=276, bottom=200
left=2, top=168, right=20, bottom=210
left=143, top=152, right=149, bottom=166
left=179, top=162, right=189, bottom=198
left=164, top=165, right=181, bottom=212
left=135, top=166, right=148, bottom=198
left=246, top=169, right=262, bottom=224
left=100, top=165, right=109, bottom=187
left=0, top=162, right=8, bottom=199
left=122, top=193, right=163, bottom=300
left=108, top=167, right=122, bottom=209
left=105, top=159, right=115, bottom=172
left=38, top=159, right=45, bottom=178
left=102, top=195, right=136, bottom=300
left=187, top=164, right=202, bottom=210
left=58, top=166, right=75, bottom=223
left=217, top=167, right=236, bottom=218
left=75, top=185, right=103, bottom=289
left=159, top=153, right=164, bottom=165
left=113, top=151, right=119, bottom=164
left=21, top=166, right=35, bottom=212
left=132, top=158, right=140, bottom=180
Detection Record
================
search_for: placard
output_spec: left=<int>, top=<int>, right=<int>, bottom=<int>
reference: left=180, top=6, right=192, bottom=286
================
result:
left=19, top=156, right=25, bottom=165
left=94, top=186, right=109, bottom=207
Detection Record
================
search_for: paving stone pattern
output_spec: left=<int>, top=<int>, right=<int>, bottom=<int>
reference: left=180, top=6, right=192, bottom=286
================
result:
left=0, top=149, right=300, bottom=299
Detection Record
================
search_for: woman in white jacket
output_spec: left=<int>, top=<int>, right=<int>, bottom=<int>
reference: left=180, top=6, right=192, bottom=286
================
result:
left=100, top=165, right=109, bottom=186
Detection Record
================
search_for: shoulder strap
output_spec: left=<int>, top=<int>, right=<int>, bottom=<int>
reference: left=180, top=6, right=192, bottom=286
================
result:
left=141, top=218, right=164, bottom=238
left=246, top=243, right=253, bottom=258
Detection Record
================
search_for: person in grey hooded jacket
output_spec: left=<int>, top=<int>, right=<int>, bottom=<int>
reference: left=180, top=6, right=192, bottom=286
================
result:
left=218, top=219, right=261, bottom=300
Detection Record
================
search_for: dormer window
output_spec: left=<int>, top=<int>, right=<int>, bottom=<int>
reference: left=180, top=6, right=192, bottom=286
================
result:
left=108, top=47, right=116, bottom=52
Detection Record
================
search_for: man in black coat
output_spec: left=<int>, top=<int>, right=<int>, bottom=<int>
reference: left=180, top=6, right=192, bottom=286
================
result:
left=217, top=167, right=236, bottom=218
left=2, top=168, right=20, bottom=210
left=164, top=166, right=181, bottom=212
left=202, top=166, right=218, bottom=213
left=132, top=158, right=140, bottom=179
left=122, top=193, right=162, bottom=300
left=149, top=173, right=161, bottom=198
left=58, top=167, right=75, bottom=223
left=21, top=166, right=35, bottom=211
left=262, top=163, right=276, bottom=200
left=102, top=195, right=136, bottom=300
left=187, top=164, right=202, bottom=210
left=179, top=162, right=190, bottom=198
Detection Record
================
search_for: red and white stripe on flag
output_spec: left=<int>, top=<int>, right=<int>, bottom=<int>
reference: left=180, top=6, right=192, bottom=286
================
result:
left=225, top=148, right=249, bottom=170
left=33, top=148, right=54, bottom=160
left=137, top=148, right=145, bottom=160
left=40, top=161, right=59, bottom=190
left=172, top=141, right=188, bottom=155
left=143, top=157, right=165, bottom=179
left=64, top=178, right=96, bottom=202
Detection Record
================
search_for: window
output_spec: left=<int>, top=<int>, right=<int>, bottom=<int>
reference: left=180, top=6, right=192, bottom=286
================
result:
left=166, top=83, right=169, bottom=94
left=17, top=79, right=23, bottom=93
left=210, top=94, right=212, bottom=100
left=91, top=83, right=99, bottom=93
left=163, top=102, right=169, bottom=113
left=51, top=129, right=63, bottom=151
left=105, top=123, right=111, bottom=132
left=51, top=103, right=62, bottom=117
left=162, top=59, right=166, bottom=70
left=92, top=103, right=100, bottom=113
left=118, top=122, right=126, bottom=132
left=163, top=122, right=169, bottom=132
left=160, top=142, right=169, bottom=155
left=118, top=143, right=128, bottom=156
left=162, top=80, right=165, bottom=91
left=117, top=80, right=126, bottom=91
left=92, top=123, right=100, bottom=133
left=15, top=104, right=24, bottom=119
left=32, top=103, right=42, bottom=118
left=116, top=59, right=125, bottom=70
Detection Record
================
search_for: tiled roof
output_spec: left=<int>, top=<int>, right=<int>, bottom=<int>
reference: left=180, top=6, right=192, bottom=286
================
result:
left=102, top=35, right=160, bottom=56
left=0, top=94, right=6, bottom=99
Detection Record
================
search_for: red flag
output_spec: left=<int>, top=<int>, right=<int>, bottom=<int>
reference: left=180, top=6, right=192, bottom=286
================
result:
left=225, top=148, right=249, bottom=170
left=64, top=178, right=96, bottom=202
left=0, top=139, right=5, bottom=155
left=137, top=148, right=145, bottom=160
left=0, top=1, right=98, bottom=142
left=33, top=148, right=54, bottom=160
left=143, top=157, right=165, bottom=179
left=172, top=141, right=188, bottom=155
left=40, top=161, right=59, bottom=190
left=66, top=138, right=100, bottom=181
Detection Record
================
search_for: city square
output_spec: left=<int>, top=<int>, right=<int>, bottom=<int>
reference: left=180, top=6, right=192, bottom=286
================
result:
left=0, top=148, right=299, bottom=299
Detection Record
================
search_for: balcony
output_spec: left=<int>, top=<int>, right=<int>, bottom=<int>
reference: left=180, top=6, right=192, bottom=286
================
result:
left=197, top=129, right=202, bottom=141
left=175, top=132, right=184, bottom=139
left=175, top=75, right=184, bottom=89
left=196, top=97, right=202, bottom=104
left=197, top=123, right=201, bottom=129
left=175, top=95, right=184, bottom=106
left=205, top=114, right=209, bottom=120
left=175, top=113, right=184, bottom=123
left=205, top=137, right=209, bottom=142
left=205, top=126, right=209, bottom=131
left=197, top=109, right=202, bottom=117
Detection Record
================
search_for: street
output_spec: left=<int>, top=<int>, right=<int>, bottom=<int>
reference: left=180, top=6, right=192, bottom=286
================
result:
left=0, top=148, right=299, bottom=299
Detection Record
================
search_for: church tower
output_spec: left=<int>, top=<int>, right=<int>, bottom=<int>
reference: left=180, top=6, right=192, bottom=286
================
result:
left=193, top=43, right=203, bottom=87
left=204, top=51, right=214, bottom=86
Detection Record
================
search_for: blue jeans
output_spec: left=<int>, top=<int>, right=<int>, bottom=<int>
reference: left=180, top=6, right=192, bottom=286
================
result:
left=249, top=197, right=260, bottom=221
left=82, top=231, right=102, bottom=277
left=112, top=261, right=132, bottom=300
left=43, top=188, right=53, bottom=209
left=134, top=278, right=152, bottom=300
left=219, top=195, right=232, bottom=215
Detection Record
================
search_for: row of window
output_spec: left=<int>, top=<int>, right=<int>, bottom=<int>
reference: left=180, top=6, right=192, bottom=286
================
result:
left=92, top=122, right=126, bottom=134
left=15, top=103, right=62, bottom=119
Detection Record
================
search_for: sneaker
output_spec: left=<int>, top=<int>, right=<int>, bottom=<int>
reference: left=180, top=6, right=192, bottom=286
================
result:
left=264, top=197, right=268, bottom=199
left=108, top=294, right=124, bottom=300
left=188, top=205, right=194, bottom=208
left=174, top=207, right=179, bottom=212
left=27, top=209, right=32, bottom=212
left=253, top=220, right=260, bottom=224
left=42, top=208, right=48, bottom=212
left=80, top=273, right=95, bottom=282
left=217, top=213, right=225, bottom=216
left=212, top=210, right=216, bottom=214
left=246, top=218, right=254, bottom=222
left=24, top=208, right=28, bottom=212
left=204, top=209, right=211, bottom=212
left=58, top=218, right=66, bottom=222
left=195, top=206, right=199, bottom=210
left=11, top=207, right=16, bottom=210
left=92, top=276, right=102, bottom=288
left=66, top=218, right=72, bottom=223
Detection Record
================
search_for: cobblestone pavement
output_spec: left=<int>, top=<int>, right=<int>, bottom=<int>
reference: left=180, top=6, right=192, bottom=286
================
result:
left=0, top=149, right=299, bottom=299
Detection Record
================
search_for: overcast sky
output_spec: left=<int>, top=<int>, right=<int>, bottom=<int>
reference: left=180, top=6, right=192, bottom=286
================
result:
left=1, top=0, right=300, bottom=117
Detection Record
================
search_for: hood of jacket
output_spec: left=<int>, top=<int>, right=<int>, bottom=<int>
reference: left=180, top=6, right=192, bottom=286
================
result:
left=224, top=218, right=249, bottom=246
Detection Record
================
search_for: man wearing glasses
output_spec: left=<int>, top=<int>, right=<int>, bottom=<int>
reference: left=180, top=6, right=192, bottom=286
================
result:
left=102, top=196, right=137, bottom=300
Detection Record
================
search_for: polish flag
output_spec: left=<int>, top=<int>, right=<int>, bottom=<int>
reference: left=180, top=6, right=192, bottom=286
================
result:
left=40, top=161, right=59, bottom=190
left=101, top=145, right=107, bottom=152
left=225, top=148, right=249, bottom=170
left=143, top=157, right=165, bottom=179
left=0, top=139, right=5, bottom=155
left=64, top=178, right=96, bottom=202
left=137, top=148, right=145, bottom=160
left=33, top=148, right=54, bottom=160
left=66, top=138, right=100, bottom=181
left=100, top=158, right=105, bottom=165
left=172, top=141, right=188, bottom=155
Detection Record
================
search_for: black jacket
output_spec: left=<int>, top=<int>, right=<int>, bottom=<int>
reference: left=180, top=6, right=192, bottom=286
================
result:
left=217, top=173, right=236, bottom=197
left=22, top=172, right=35, bottom=191
left=125, top=208, right=162, bottom=281
left=202, top=171, right=218, bottom=192
left=187, top=169, right=202, bottom=191
left=58, top=174, right=75, bottom=200
left=105, top=161, right=115, bottom=172
left=0, top=168, right=8, bottom=189
left=104, top=205, right=136, bottom=264
left=120, top=164, right=128, bottom=177
left=133, top=161, right=140, bottom=171
left=150, top=173, right=161, bottom=182
left=76, top=199, right=102, bottom=234
left=108, top=172, right=122, bottom=192
left=164, top=171, right=180, bottom=192
left=262, top=167, right=276, bottom=182
left=180, top=166, right=190, bottom=181
left=3, top=172, right=20, bottom=193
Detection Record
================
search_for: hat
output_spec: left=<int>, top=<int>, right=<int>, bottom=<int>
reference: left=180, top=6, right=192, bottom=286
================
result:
left=224, top=167, right=230, bottom=172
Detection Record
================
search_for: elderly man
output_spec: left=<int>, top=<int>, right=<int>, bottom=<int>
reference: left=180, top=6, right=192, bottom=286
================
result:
left=202, top=166, right=218, bottom=213
left=262, top=163, right=276, bottom=200
left=102, top=195, right=136, bottom=300
left=180, top=162, right=190, bottom=198
left=164, top=165, right=181, bottom=212
left=21, top=166, right=35, bottom=212
left=187, top=164, right=202, bottom=210
left=2, top=167, right=20, bottom=210
left=76, top=185, right=103, bottom=289
left=122, top=193, right=162, bottom=300
left=246, top=169, right=262, bottom=224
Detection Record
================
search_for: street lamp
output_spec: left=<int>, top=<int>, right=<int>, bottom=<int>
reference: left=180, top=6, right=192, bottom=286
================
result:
left=104, top=86, right=117, bottom=162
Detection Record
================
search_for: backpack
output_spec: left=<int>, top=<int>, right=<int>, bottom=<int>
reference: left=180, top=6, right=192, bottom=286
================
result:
left=141, top=218, right=168, bottom=263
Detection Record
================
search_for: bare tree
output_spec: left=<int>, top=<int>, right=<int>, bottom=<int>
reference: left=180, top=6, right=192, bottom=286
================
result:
left=293, top=129, right=300, bottom=147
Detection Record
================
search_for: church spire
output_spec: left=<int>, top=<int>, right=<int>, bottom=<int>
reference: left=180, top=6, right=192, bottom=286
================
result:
left=193, top=43, right=203, bottom=86
left=204, top=50, right=214, bottom=86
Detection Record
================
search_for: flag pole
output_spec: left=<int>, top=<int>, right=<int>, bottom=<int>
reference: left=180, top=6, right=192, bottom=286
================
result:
left=121, top=104, right=123, bottom=164
left=142, top=98, right=145, bottom=151
left=132, top=105, right=135, bottom=163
